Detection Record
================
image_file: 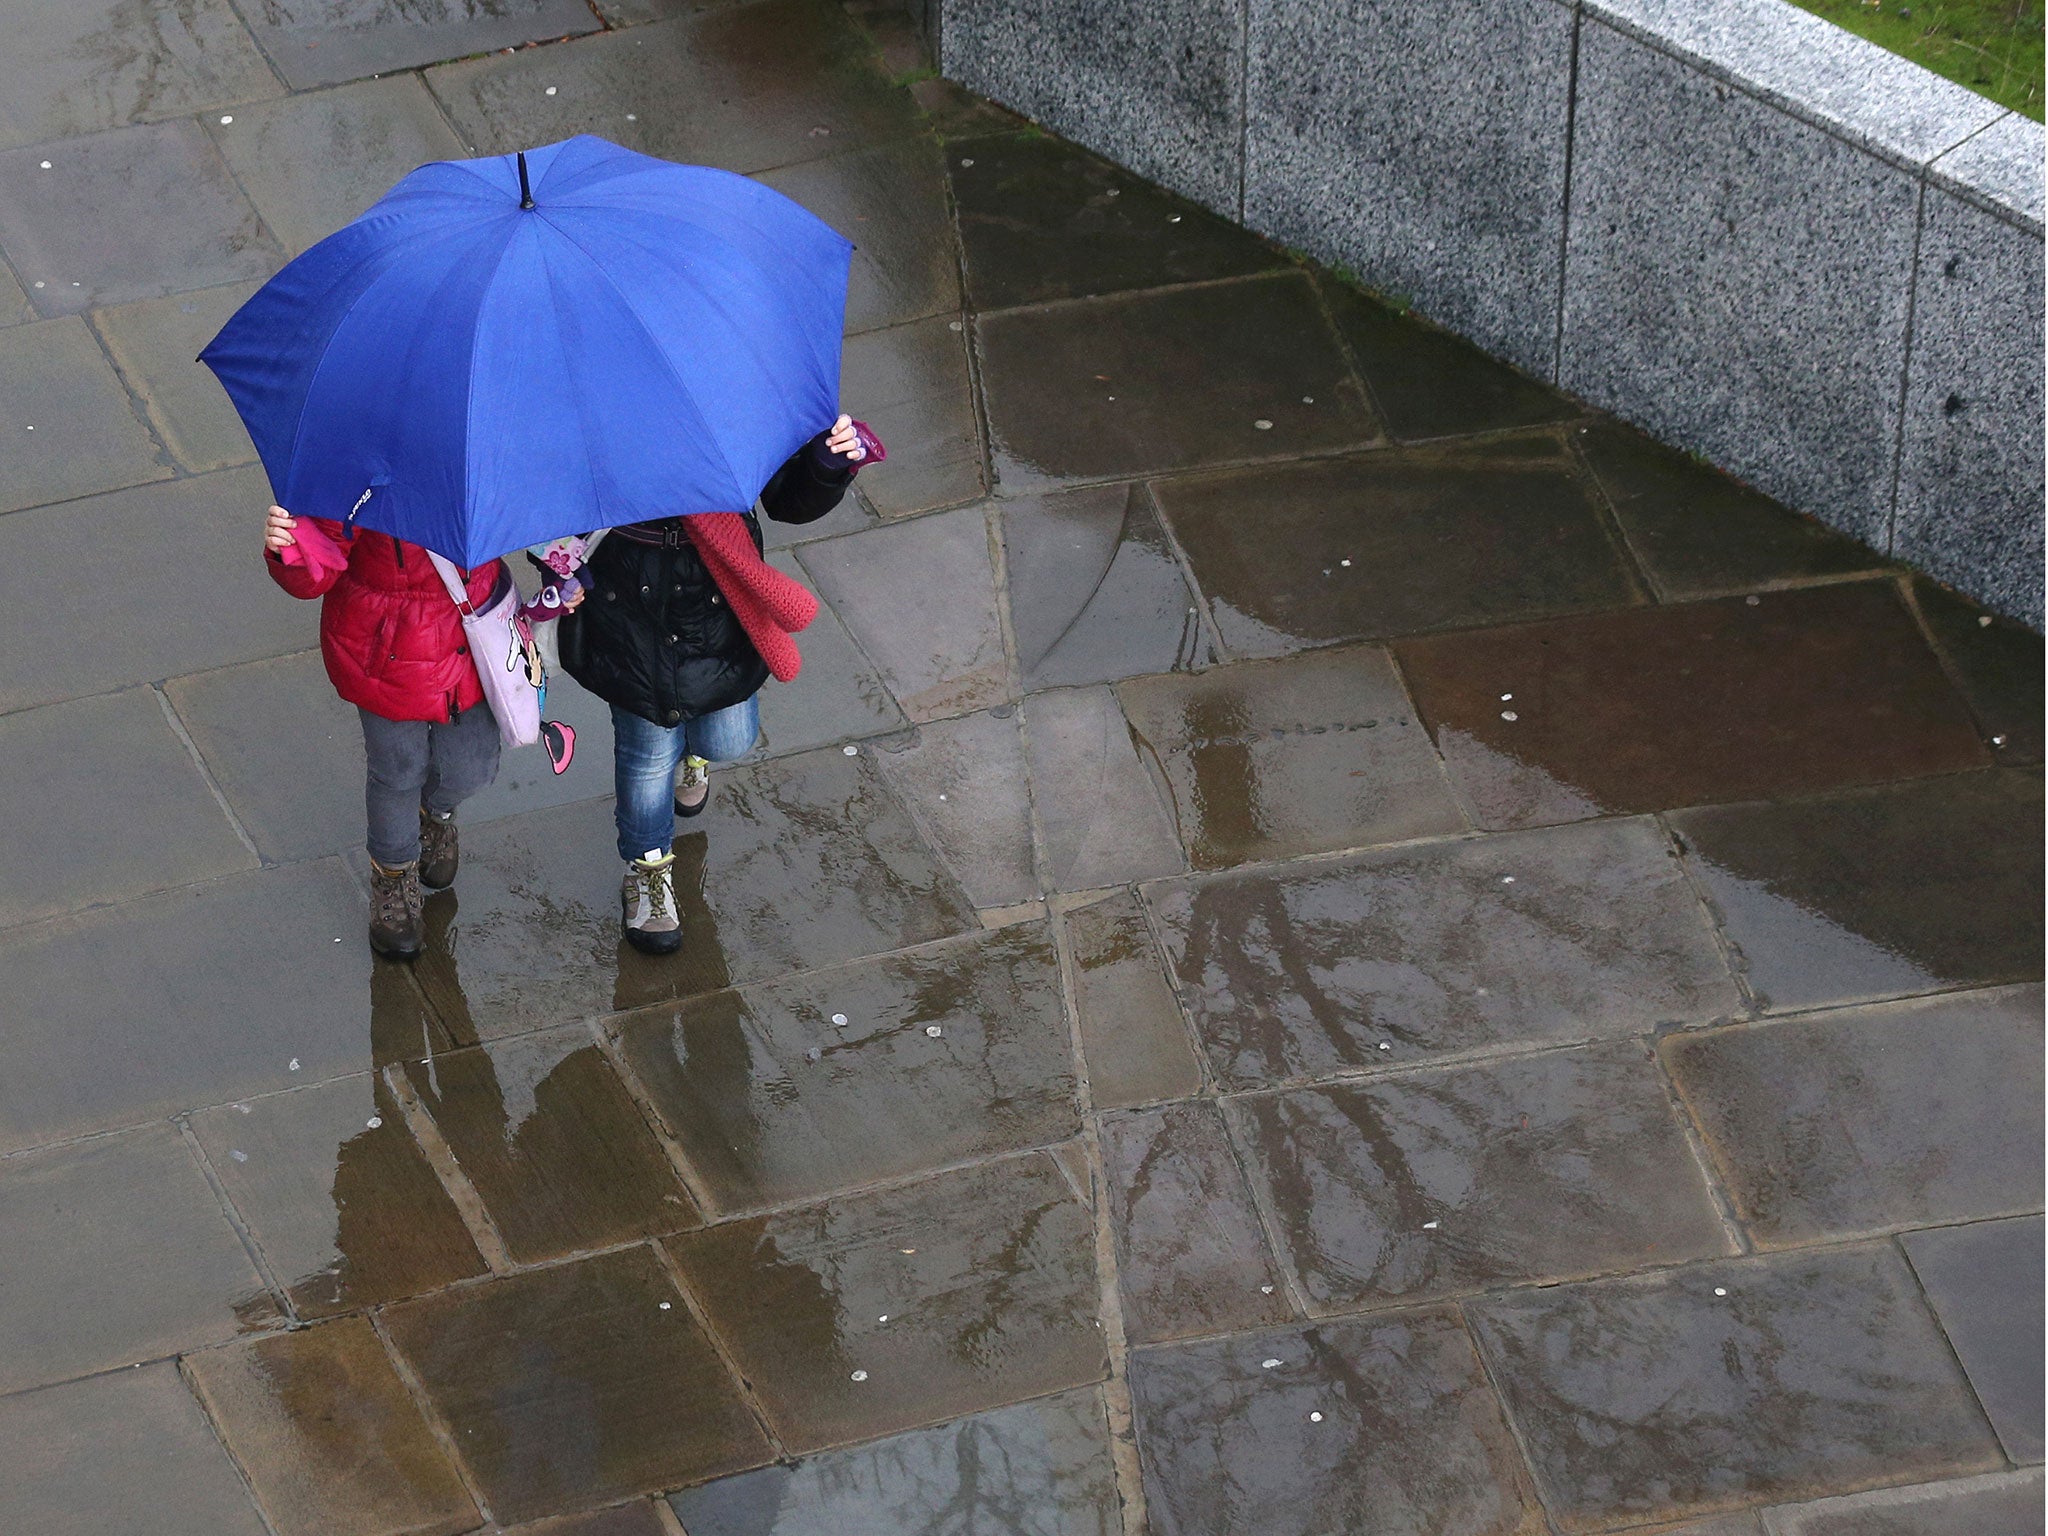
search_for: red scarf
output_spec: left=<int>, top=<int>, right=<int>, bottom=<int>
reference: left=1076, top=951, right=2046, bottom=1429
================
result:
left=681, top=512, right=819, bottom=682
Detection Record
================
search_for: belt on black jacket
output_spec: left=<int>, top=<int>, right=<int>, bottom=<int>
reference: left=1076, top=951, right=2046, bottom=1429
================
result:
left=611, top=521, right=692, bottom=548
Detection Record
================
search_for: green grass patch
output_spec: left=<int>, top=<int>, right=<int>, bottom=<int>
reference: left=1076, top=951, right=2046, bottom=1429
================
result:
left=1784, top=0, right=2043, bottom=119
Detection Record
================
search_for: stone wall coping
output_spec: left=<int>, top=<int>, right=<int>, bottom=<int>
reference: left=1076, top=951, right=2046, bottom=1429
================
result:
left=1584, top=0, right=2011, bottom=177
left=1930, top=112, right=2047, bottom=235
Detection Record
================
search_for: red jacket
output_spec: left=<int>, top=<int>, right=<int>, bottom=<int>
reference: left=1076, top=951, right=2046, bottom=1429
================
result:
left=267, top=518, right=502, bottom=724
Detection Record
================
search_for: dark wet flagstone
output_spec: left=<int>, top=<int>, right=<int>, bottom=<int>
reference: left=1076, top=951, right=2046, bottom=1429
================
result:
left=1129, top=1310, right=1543, bottom=1536
left=247, top=0, right=600, bottom=91
left=0, top=120, right=279, bottom=317
left=666, top=1154, right=1105, bottom=1453
left=613, top=924, right=1077, bottom=1212
left=1395, top=582, right=1991, bottom=828
left=402, top=1027, right=698, bottom=1263
left=979, top=272, right=1379, bottom=492
left=183, top=1317, right=479, bottom=1536
left=1468, top=1244, right=2003, bottom=1530
left=1665, top=986, right=2044, bottom=1244
left=1571, top=421, right=1888, bottom=601
left=1232, top=1041, right=1731, bottom=1311
left=1001, top=482, right=1212, bottom=690
left=950, top=130, right=1287, bottom=310
left=1149, top=816, right=1737, bottom=1089
left=1116, top=645, right=1468, bottom=868
left=383, top=1247, right=769, bottom=1525
left=0, top=1364, right=270, bottom=1536
left=90, top=279, right=263, bottom=472
left=1668, top=769, right=2043, bottom=1012
left=0, top=316, right=168, bottom=518
left=1153, top=438, right=1642, bottom=655
left=502, top=1504, right=673, bottom=1536
left=1062, top=891, right=1204, bottom=1109
left=191, top=1072, right=487, bottom=1317
left=0, top=1124, right=271, bottom=1395
left=1098, top=1100, right=1294, bottom=1343
left=1320, top=276, right=1578, bottom=443
left=1768, top=1471, right=2046, bottom=1536
left=1908, top=575, right=2046, bottom=762
left=668, top=1388, right=1121, bottom=1535
left=1901, top=1216, right=2045, bottom=1466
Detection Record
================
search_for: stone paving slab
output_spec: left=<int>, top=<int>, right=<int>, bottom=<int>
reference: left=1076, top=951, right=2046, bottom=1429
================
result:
left=1669, top=770, right=2043, bottom=1012
left=866, top=708, right=1037, bottom=905
left=0, top=466, right=305, bottom=712
left=666, top=1153, right=1106, bottom=1453
left=1129, top=1309, right=1544, bottom=1536
left=0, top=119, right=280, bottom=316
left=0, top=1362, right=270, bottom=1536
left=0, top=314, right=169, bottom=517
left=0, top=0, right=281, bottom=151
left=1021, top=684, right=1188, bottom=891
left=1907, top=575, right=2045, bottom=763
left=979, top=272, right=1380, bottom=493
left=668, top=1387, right=1123, bottom=1534
left=757, top=551, right=907, bottom=753
left=243, top=0, right=600, bottom=92
left=1395, top=582, right=1992, bottom=828
left=1469, top=1244, right=2005, bottom=1531
left=1062, top=891, right=1205, bottom=1109
left=1666, top=986, right=2045, bottom=1244
left=403, top=1026, right=700, bottom=1263
left=189, top=1070, right=489, bottom=1318
left=1231, top=1040, right=1732, bottom=1311
left=1150, top=816, right=1739, bottom=1089
left=837, top=313, right=987, bottom=515
left=1154, top=437, right=1643, bottom=657
left=0, top=1120, right=276, bottom=1393
left=89, top=278, right=262, bottom=472
left=1900, top=1216, right=2045, bottom=1465
left=1116, top=645, right=1468, bottom=868
left=613, top=923, right=1077, bottom=1212
left=384, top=1246, right=771, bottom=1525
left=184, top=1316, right=480, bottom=1536
left=1762, top=1469, right=2045, bottom=1536
left=1098, top=1099, right=1295, bottom=1344
left=0, top=687, right=255, bottom=929
left=205, top=75, right=470, bottom=255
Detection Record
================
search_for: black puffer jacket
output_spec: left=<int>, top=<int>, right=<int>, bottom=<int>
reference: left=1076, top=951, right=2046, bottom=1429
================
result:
left=557, top=440, right=853, bottom=726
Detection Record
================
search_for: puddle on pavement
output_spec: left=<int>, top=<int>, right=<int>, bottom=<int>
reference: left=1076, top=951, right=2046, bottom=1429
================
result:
left=950, top=130, right=1287, bottom=309
left=410, top=749, right=977, bottom=1041
left=1062, top=891, right=1203, bottom=1108
left=1149, top=817, right=1738, bottom=1089
left=666, top=1153, right=1105, bottom=1453
left=978, top=271, right=1378, bottom=492
left=402, top=1027, right=699, bottom=1263
left=1467, top=1245, right=2003, bottom=1530
left=1152, top=438, right=1641, bottom=655
left=1129, top=1311, right=1539, bottom=1536
left=191, top=1072, right=485, bottom=1318
left=1002, top=481, right=1212, bottom=690
left=1098, top=1100, right=1293, bottom=1343
left=669, top=1387, right=1120, bottom=1536
left=1394, top=582, right=1992, bottom=828
left=383, top=1247, right=769, bottom=1526
left=1233, top=1041, right=1730, bottom=1312
left=1116, top=645, right=1468, bottom=868
left=612, top=923, right=1077, bottom=1213
left=1668, top=768, right=2043, bottom=1012
left=185, top=1317, right=478, bottom=1536
left=1664, top=985, right=2044, bottom=1246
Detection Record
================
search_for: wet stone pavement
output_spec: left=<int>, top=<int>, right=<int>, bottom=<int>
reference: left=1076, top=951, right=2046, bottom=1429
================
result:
left=0, top=2, right=2041, bottom=1533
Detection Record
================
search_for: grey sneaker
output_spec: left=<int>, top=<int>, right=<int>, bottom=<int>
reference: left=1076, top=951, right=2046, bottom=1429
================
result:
left=673, top=754, right=711, bottom=818
left=622, top=847, right=682, bottom=955
left=419, top=809, right=459, bottom=890
left=368, top=858, right=423, bottom=960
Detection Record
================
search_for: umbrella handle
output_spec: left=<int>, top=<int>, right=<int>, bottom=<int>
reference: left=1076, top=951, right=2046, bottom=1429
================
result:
left=517, top=151, right=534, bottom=211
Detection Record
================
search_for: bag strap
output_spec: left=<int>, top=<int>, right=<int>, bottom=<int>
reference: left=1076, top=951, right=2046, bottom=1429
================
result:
left=424, top=550, right=479, bottom=618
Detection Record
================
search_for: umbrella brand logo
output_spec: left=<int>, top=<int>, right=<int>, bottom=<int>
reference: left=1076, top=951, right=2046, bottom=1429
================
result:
left=347, top=487, right=374, bottom=522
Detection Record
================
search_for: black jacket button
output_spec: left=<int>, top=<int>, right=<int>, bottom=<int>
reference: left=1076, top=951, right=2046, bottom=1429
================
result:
left=665, top=710, right=681, bottom=724
left=710, top=593, right=722, bottom=606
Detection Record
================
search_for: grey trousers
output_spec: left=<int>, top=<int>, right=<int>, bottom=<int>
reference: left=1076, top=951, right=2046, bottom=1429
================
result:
left=358, top=705, right=501, bottom=867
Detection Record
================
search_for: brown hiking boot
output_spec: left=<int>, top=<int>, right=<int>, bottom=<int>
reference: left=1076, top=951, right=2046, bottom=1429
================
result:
left=622, top=848, right=682, bottom=955
left=369, top=858, right=423, bottom=960
left=419, top=809, right=459, bottom=890
left=673, top=754, right=711, bottom=818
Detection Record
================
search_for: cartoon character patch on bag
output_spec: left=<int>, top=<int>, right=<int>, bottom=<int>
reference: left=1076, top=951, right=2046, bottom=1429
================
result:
left=510, top=611, right=577, bottom=775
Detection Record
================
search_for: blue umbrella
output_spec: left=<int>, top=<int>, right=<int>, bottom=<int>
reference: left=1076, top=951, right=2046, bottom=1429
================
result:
left=201, top=135, right=852, bottom=568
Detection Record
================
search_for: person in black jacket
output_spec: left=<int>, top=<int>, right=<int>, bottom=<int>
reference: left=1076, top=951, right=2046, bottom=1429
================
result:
left=558, top=415, right=866, bottom=952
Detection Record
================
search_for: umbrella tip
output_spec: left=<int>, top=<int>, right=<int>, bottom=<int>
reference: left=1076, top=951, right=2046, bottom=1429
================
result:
left=517, top=150, right=534, bottom=210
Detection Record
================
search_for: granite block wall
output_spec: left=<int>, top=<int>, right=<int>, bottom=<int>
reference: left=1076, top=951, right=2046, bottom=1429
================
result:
left=936, top=0, right=2045, bottom=624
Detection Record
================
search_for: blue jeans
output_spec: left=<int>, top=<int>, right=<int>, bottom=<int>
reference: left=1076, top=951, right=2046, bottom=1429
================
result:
left=611, top=696, right=759, bottom=860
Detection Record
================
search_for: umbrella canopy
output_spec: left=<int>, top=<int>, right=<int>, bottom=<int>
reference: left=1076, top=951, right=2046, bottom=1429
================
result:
left=202, top=135, right=852, bottom=567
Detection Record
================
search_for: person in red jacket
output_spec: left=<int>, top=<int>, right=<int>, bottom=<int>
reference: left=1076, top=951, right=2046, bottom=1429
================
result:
left=261, top=504, right=578, bottom=959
